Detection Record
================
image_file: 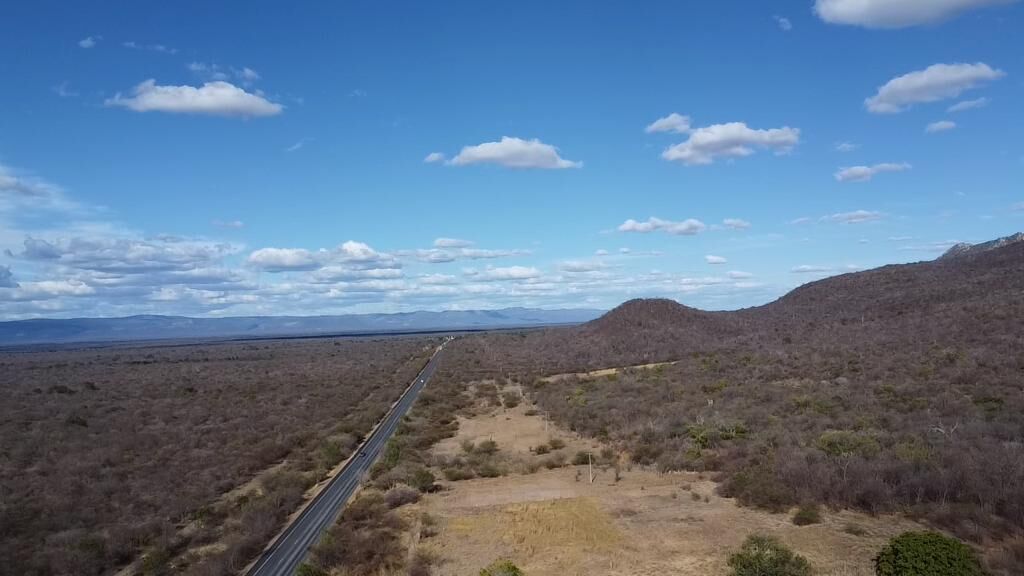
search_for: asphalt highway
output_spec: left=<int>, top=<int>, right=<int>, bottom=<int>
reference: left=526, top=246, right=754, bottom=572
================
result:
left=245, top=342, right=446, bottom=576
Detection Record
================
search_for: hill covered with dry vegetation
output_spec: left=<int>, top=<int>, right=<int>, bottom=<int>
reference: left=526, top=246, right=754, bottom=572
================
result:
left=445, top=236, right=1024, bottom=572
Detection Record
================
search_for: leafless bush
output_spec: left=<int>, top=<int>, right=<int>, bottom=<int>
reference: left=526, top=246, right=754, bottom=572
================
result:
left=385, top=486, right=421, bottom=509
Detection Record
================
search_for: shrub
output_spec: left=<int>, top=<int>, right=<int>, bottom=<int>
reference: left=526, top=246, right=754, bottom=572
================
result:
left=476, top=439, right=499, bottom=455
left=874, top=532, right=984, bottom=576
left=844, top=524, right=868, bottom=536
left=410, top=468, right=436, bottom=492
left=501, top=392, right=521, bottom=408
left=727, top=535, right=811, bottom=576
left=384, top=486, right=421, bottom=509
left=296, top=564, right=327, bottom=576
left=461, top=439, right=476, bottom=454
left=477, top=463, right=503, bottom=478
left=792, top=503, right=822, bottom=526
left=534, top=443, right=550, bottom=455
left=308, top=493, right=406, bottom=574
left=409, top=549, right=435, bottom=576
left=443, top=467, right=474, bottom=481
left=572, top=451, right=590, bottom=465
left=419, top=513, right=438, bottom=538
left=719, top=465, right=797, bottom=513
left=548, top=438, right=566, bottom=450
left=480, top=559, right=524, bottom=576
left=816, top=430, right=880, bottom=458
left=542, top=454, right=567, bottom=469
left=140, top=547, right=171, bottom=575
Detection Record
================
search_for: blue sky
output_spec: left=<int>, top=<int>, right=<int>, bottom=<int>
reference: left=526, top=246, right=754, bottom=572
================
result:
left=1, top=0, right=1022, bottom=319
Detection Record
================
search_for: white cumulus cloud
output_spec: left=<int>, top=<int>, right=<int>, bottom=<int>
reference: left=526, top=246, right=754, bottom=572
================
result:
left=705, top=255, right=728, bottom=265
left=834, top=162, right=911, bottom=182
left=792, top=265, right=833, bottom=274
left=106, top=79, right=284, bottom=117
left=645, top=113, right=691, bottom=134
left=814, top=0, right=1017, bottom=28
left=926, top=120, right=957, bottom=133
left=618, top=217, right=706, bottom=236
left=476, top=266, right=542, bottom=281
left=947, top=97, right=989, bottom=112
left=424, top=152, right=446, bottom=163
left=559, top=260, right=607, bottom=273
left=212, top=219, right=244, bottom=229
left=865, top=63, right=1005, bottom=114
left=661, top=122, right=800, bottom=165
left=821, top=210, right=885, bottom=224
left=774, top=15, right=793, bottom=31
left=78, top=36, right=100, bottom=48
left=433, top=237, right=473, bottom=248
left=723, top=218, right=751, bottom=230
left=448, top=137, right=580, bottom=169
left=247, top=248, right=321, bottom=272
left=122, top=41, right=178, bottom=54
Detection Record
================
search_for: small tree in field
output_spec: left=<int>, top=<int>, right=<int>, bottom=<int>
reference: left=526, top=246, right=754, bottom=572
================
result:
left=410, top=468, right=436, bottom=493
left=874, top=532, right=984, bottom=576
left=476, top=439, right=499, bottom=455
left=727, top=535, right=811, bottom=576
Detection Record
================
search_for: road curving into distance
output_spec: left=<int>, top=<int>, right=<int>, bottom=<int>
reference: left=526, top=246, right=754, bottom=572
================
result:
left=245, top=340, right=447, bottom=576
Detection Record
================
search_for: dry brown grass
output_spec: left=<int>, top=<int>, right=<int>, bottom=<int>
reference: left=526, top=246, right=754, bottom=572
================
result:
left=415, top=398, right=927, bottom=576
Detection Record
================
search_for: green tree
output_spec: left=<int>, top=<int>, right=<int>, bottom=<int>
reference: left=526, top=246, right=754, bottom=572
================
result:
left=476, top=439, right=499, bottom=455
left=875, top=532, right=984, bottom=576
left=410, top=468, right=436, bottom=492
left=727, top=535, right=811, bottom=576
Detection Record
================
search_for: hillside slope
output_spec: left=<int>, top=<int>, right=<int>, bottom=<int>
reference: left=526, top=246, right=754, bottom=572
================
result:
left=445, top=235, right=1024, bottom=573
left=454, top=234, right=1023, bottom=377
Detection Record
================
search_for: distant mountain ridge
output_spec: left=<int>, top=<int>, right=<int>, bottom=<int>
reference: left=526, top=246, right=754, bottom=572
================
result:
left=453, top=232, right=1024, bottom=375
left=940, top=232, right=1024, bottom=260
left=0, top=307, right=605, bottom=346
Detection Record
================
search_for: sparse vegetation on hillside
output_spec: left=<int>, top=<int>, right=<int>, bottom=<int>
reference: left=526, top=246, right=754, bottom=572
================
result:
left=440, top=241, right=1024, bottom=573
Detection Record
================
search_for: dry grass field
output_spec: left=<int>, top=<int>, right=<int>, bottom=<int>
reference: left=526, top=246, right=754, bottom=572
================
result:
left=412, top=393, right=927, bottom=576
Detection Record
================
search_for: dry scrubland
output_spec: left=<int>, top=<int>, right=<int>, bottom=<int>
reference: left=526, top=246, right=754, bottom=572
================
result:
left=0, top=337, right=437, bottom=576
left=418, top=394, right=927, bottom=576
left=3, top=240, right=1023, bottom=576
left=306, top=380, right=933, bottom=576
left=438, top=243, right=1024, bottom=574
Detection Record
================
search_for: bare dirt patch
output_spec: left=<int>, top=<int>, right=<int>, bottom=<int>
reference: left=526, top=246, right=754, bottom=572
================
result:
left=435, top=388, right=598, bottom=458
left=417, top=394, right=927, bottom=576
left=539, top=361, right=677, bottom=383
